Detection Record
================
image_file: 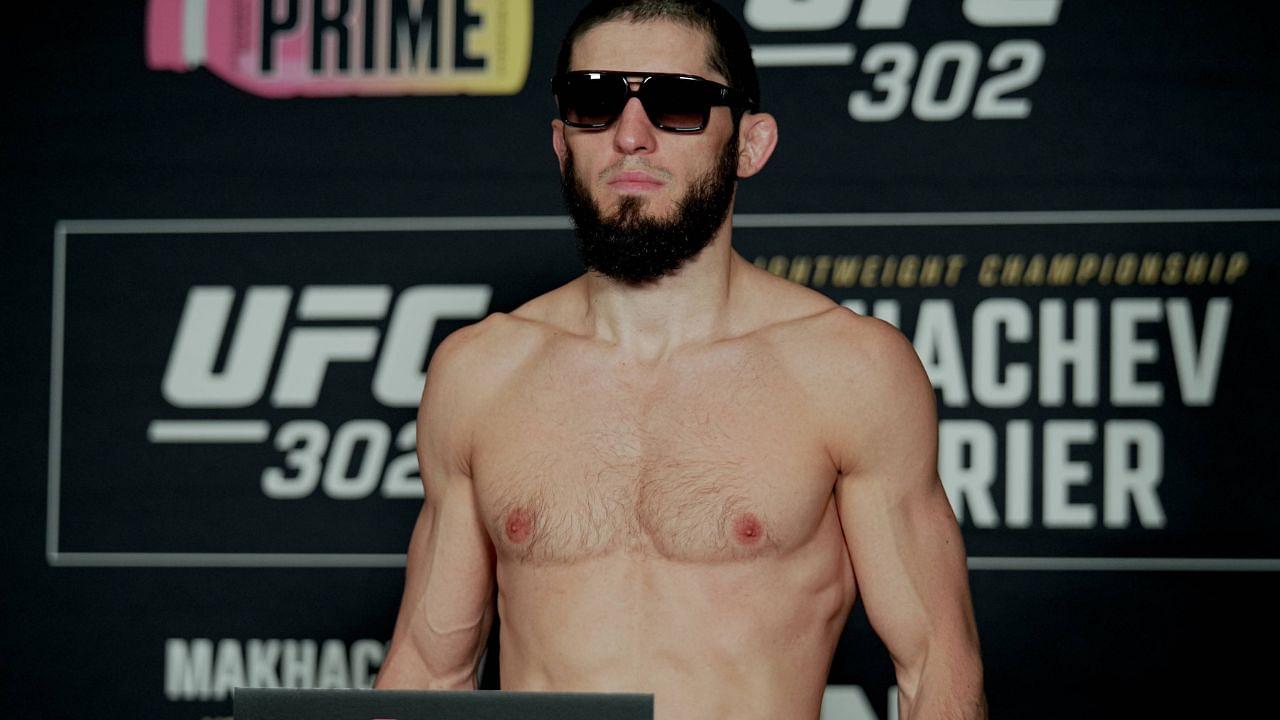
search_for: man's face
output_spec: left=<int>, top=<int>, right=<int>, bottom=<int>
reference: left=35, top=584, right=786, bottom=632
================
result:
left=555, top=19, right=742, bottom=284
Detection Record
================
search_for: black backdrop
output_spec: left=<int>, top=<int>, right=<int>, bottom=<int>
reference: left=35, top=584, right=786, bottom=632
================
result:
left=4, top=2, right=1279, bottom=718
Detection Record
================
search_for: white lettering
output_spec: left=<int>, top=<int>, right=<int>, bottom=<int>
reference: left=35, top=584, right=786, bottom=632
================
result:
left=962, top=0, right=1062, bottom=26
left=212, top=638, right=246, bottom=700
left=745, top=0, right=1060, bottom=31
left=165, top=638, right=388, bottom=701
left=973, top=40, right=1044, bottom=119
left=1043, top=420, right=1096, bottom=528
left=281, top=639, right=318, bottom=688
left=372, top=285, right=492, bottom=407
left=261, top=421, right=330, bottom=499
left=247, top=639, right=282, bottom=688
left=1111, top=299, right=1163, bottom=406
left=297, top=285, right=391, bottom=320
left=912, top=41, right=982, bottom=121
left=1103, top=420, right=1165, bottom=529
left=162, top=286, right=291, bottom=407
left=912, top=299, right=969, bottom=406
left=263, top=420, right=424, bottom=500
left=972, top=298, right=1032, bottom=407
left=165, top=638, right=214, bottom=701
left=938, top=420, right=998, bottom=527
left=820, top=684, right=901, bottom=720
left=163, top=284, right=493, bottom=411
left=1167, top=297, right=1231, bottom=405
left=849, top=43, right=917, bottom=122
left=858, top=0, right=912, bottom=29
left=273, top=328, right=381, bottom=407
left=382, top=421, right=424, bottom=498
left=1039, top=299, right=1099, bottom=407
left=323, top=420, right=392, bottom=500
left=318, top=639, right=352, bottom=688
left=350, top=640, right=386, bottom=689
left=1004, top=420, right=1033, bottom=528
left=744, top=0, right=853, bottom=31
left=938, top=419, right=1168, bottom=530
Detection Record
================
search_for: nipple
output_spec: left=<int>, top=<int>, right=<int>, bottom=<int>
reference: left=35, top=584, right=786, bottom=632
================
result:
left=732, top=513, right=765, bottom=544
left=505, top=508, right=535, bottom=544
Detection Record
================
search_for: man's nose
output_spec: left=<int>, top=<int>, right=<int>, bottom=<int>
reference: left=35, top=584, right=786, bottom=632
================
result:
left=612, top=96, right=657, bottom=155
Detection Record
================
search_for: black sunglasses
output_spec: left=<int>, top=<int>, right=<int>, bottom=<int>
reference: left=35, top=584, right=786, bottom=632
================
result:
left=552, top=70, right=757, bottom=133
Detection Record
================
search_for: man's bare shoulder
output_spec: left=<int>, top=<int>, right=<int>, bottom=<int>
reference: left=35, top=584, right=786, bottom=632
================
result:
left=792, top=304, right=922, bottom=381
left=733, top=262, right=923, bottom=397
left=507, top=276, right=589, bottom=331
left=739, top=260, right=840, bottom=325
left=762, top=299, right=934, bottom=441
left=430, top=279, right=586, bottom=392
left=424, top=310, right=555, bottom=410
left=743, top=265, right=902, bottom=368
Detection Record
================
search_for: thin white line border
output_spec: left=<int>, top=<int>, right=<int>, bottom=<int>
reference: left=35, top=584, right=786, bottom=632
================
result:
left=49, top=210, right=1280, bottom=569
left=53, top=208, right=1280, bottom=236
left=42, top=553, right=1280, bottom=571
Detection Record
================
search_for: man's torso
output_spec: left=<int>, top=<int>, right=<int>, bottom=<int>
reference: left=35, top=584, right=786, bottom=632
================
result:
left=455, top=273, right=871, bottom=719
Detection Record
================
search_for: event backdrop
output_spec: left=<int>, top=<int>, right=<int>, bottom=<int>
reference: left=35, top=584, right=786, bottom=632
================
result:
left=4, top=1, right=1278, bottom=718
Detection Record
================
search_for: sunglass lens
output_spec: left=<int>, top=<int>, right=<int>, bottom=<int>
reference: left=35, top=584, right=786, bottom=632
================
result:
left=643, top=76, right=710, bottom=131
left=560, top=75, right=625, bottom=127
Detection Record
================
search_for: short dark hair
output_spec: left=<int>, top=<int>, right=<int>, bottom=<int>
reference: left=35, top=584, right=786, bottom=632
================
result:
left=555, top=0, right=761, bottom=114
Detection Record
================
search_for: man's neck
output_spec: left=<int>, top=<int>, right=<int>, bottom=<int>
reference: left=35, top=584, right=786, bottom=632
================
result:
left=580, top=226, right=746, bottom=362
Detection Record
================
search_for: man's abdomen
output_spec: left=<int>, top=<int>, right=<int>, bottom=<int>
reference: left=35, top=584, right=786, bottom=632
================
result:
left=494, top=505, right=854, bottom=720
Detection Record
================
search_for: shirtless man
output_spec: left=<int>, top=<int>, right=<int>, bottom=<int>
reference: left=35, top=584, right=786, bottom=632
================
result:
left=375, top=2, right=986, bottom=718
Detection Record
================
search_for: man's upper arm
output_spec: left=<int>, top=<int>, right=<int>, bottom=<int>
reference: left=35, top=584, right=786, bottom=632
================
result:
left=376, top=323, right=498, bottom=689
left=827, top=315, right=983, bottom=709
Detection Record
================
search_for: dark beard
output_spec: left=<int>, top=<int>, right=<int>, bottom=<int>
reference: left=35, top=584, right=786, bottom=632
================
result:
left=561, top=133, right=739, bottom=285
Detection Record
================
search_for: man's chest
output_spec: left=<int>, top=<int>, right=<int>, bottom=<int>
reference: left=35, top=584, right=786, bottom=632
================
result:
left=470, top=347, right=838, bottom=565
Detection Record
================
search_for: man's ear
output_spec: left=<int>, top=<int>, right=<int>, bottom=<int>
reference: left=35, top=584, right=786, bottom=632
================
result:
left=736, top=112, right=778, bottom=179
left=552, top=118, right=568, bottom=175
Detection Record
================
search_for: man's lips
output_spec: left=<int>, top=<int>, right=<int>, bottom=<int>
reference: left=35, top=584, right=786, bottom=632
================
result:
left=607, top=171, right=666, bottom=192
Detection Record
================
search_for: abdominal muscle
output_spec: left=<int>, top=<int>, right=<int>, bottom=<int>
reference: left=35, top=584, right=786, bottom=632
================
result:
left=493, top=501, right=856, bottom=720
